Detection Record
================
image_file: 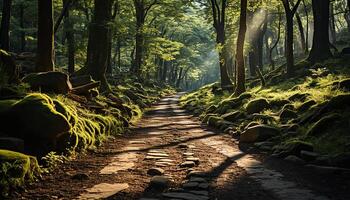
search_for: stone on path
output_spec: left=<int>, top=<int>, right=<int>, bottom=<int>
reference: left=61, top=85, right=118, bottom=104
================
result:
left=150, top=176, right=171, bottom=189
left=183, top=152, right=194, bottom=156
left=180, top=161, right=196, bottom=168
left=162, top=192, right=209, bottom=200
left=129, top=140, right=146, bottom=144
left=78, top=183, right=129, bottom=199
left=147, top=152, right=169, bottom=157
left=186, top=157, right=200, bottom=164
left=187, top=171, right=206, bottom=178
left=147, top=168, right=165, bottom=176
left=100, top=162, right=134, bottom=174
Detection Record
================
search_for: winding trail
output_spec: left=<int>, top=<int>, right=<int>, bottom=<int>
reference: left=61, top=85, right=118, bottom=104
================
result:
left=18, top=94, right=342, bottom=200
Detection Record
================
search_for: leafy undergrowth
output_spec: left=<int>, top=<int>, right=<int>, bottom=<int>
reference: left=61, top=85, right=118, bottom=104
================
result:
left=181, top=57, right=350, bottom=168
left=0, top=79, right=175, bottom=196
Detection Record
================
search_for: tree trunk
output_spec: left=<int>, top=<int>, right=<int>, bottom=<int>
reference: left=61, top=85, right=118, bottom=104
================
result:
left=86, top=0, right=113, bottom=91
left=0, top=0, right=12, bottom=50
left=234, top=0, right=247, bottom=96
left=285, top=12, right=294, bottom=77
left=295, top=12, right=306, bottom=54
left=133, top=0, right=146, bottom=75
left=63, top=0, right=75, bottom=74
left=329, top=2, right=336, bottom=45
left=19, top=4, right=26, bottom=52
left=36, top=0, right=54, bottom=72
left=302, top=0, right=309, bottom=53
left=308, top=0, right=332, bottom=63
left=346, top=0, right=350, bottom=32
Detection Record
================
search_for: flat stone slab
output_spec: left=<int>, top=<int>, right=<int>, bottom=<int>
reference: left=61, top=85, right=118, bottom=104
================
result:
left=180, top=161, right=196, bottom=168
left=186, top=157, right=200, bottom=164
left=129, top=140, right=146, bottom=144
left=162, top=192, right=209, bottom=200
left=145, top=156, right=169, bottom=160
left=147, top=152, right=169, bottom=157
left=100, top=162, right=135, bottom=174
left=183, top=152, right=194, bottom=156
left=147, top=168, right=165, bottom=176
left=78, top=183, right=129, bottom=199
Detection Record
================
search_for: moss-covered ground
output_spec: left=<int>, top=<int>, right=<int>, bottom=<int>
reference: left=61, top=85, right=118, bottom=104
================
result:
left=180, top=57, right=350, bottom=163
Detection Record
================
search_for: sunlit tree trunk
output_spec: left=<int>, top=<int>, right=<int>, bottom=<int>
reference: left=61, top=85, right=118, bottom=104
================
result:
left=36, top=0, right=54, bottom=72
left=210, top=0, right=232, bottom=89
left=329, top=2, right=336, bottom=45
left=295, top=12, right=306, bottom=54
left=234, top=0, right=247, bottom=96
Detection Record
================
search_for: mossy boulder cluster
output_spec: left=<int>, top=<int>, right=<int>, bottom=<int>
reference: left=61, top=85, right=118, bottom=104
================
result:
left=180, top=63, right=350, bottom=169
left=0, top=76, right=175, bottom=195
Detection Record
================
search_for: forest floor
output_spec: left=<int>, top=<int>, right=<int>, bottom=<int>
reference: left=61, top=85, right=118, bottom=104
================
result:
left=14, top=93, right=350, bottom=200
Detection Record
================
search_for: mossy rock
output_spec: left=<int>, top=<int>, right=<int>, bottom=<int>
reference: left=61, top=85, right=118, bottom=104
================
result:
left=207, top=116, right=223, bottom=127
left=337, top=78, right=350, bottom=91
left=307, top=113, right=342, bottom=136
left=0, top=150, right=40, bottom=195
left=202, top=114, right=217, bottom=123
left=0, top=49, right=19, bottom=84
left=288, top=93, right=308, bottom=102
left=22, top=72, right=72, bottom=94
left=273, top=140, right=313, bottom=157
left=221, top=111, right=245, bottom=122
left=245, top=98, right=270, bottom=114
left=240, top=125, right=280, bottom=143
left=205, top=105, right=218, bottom=114
left=269, top=99, right=291, bottom=108
left=0, top=93, right=71, bottom=143
left=298, top=100, right=317, bottom=112
left=279, top=109, right=298, bottom=120
left=251, top=114, right=275, bottom=123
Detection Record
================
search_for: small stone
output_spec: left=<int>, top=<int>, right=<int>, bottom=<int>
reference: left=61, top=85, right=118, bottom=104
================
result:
left=162, top=192, right=209, bottom=200
left=284, top=155, right=306, bottom=165
left=178, top=144, right=189, bottom=148
left=71, top=173, right=89, bottom=180
left=180, top=161, right=196, bottom=168
left=187, top=171, right=206, bottom=178
left=189, top=177, right=207, bottom=183
left=186, top=157, right=200, bottom=164
left=147, top=168, right=165, bottom=176
left=129, top=140, right=146, bottom=144
left=150, top=176, right=171, bottom=189
left=183, top=152, right=194, bottom=156
left=189, top=190, right=209, bottom=196
left=198, top=183, right=209, bottom=189
left=158, top=158, right=174, bottom=162
left=300, top=150, right=319, bottom=161
left=147, top=152, right=169, bottom=157
left=183, top=182, right=199, bottom=189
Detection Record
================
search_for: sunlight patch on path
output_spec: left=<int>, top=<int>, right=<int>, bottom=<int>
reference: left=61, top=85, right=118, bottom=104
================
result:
left=201, top=137, right=329, bottom=200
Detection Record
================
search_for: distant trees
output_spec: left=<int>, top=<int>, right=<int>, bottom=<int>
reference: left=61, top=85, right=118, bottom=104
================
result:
left=0, top=0, right=12, bottom=50
left=36, top=0, right=55, bottom=72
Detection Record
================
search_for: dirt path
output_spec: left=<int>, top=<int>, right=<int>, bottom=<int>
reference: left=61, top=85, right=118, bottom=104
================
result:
left=15, top=94, right=345, bottom=200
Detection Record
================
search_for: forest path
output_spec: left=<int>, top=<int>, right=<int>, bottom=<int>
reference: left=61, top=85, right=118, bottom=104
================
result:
left=17, top=93, right=331, bottom=200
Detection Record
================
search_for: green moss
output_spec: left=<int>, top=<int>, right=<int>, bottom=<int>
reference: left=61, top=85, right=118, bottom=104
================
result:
left=0, top=150, right=40, bottom=196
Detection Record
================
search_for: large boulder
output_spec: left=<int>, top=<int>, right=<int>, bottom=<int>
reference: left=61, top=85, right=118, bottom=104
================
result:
left=22, top=72, right=72, bottom=94
left=307, top=113, right=342, bottom=136
left=245, top=98, right=270, bottom=114
left=221, top=111, right=245, bottom=122
left=240, top=125, right=280, bottom=143
left=0, top=49, right=19, bottom=84
left=0, top=93, right=71, bottom=144
left=273, top=140, right=313, bottom=157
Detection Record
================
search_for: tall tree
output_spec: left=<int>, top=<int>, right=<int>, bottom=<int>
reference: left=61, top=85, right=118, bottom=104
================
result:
left=281, top=0, right=301, bottom=77
left=63, top=0, right=75, bottom=74
left=86, top=0, right=113, bottom=91
left=234, top=0, right=247, bottom=96
left=0, top=0, right=12, bottom=50
left=209, top=0, right=232, bottom=89
left=36, top=0, right=54, bottom=72
left=307, top=0, right=332, bottom=63
left=132, top=0, right=158, bottom=75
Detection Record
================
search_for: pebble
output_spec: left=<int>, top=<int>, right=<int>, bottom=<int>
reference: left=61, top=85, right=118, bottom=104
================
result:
left=147, top=168, right=165, bottom=176
left=180, top=161, right=196, bottom=168
left=186, top=157, right=200, bottom=164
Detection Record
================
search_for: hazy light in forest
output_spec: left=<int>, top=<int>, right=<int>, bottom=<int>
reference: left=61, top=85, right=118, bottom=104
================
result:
left=248, top=10, right=267, bottom=43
